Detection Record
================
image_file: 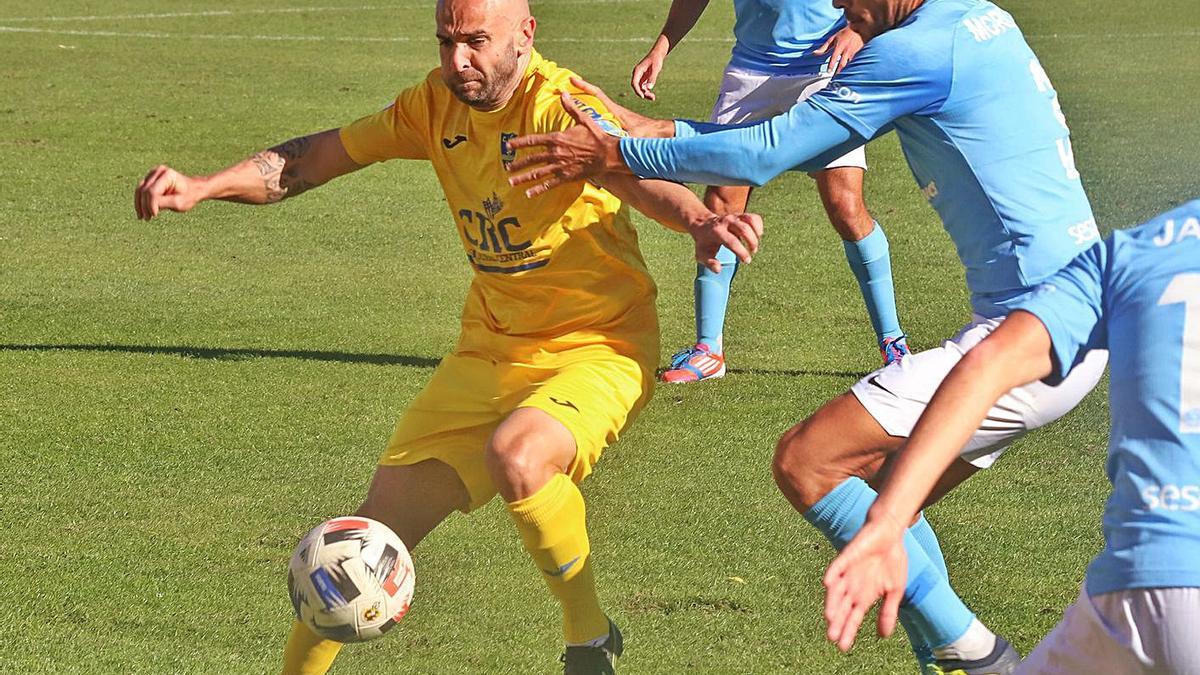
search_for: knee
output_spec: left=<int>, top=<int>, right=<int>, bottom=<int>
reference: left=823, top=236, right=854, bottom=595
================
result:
left=485, top=428, right=542, bottom=488
left=772, top=420, right=853, bottom=511
left=824, top=189, right=872, bottom=240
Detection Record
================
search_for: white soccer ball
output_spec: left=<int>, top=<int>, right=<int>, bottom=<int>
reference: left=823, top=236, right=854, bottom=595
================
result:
left=287, top=516, right=415, bottom=643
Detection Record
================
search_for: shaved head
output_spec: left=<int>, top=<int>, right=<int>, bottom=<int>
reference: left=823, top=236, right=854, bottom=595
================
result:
left=435, top=0, right=536, bottom=110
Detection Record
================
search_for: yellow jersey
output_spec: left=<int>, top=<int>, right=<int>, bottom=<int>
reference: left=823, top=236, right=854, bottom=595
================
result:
left=340, top=50, right=658, bottom=363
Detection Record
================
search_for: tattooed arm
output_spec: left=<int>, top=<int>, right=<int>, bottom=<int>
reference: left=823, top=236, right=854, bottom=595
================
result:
left=134, top=129, right=363, bottom=220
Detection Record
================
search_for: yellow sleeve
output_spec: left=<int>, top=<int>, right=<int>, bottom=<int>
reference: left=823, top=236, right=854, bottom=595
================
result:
left=539, top=86, right=629, bottom=138
left=339, top=79, right=432, bottom=165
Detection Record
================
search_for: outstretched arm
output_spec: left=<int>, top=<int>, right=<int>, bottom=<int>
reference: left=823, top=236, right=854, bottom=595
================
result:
left=600, top=172, right=762, bottom=272
left=134, top=128, right=363, bottom=220
left=631, top=0, right=711, bottom=100
left=822, top=311, right=1054, bottom=652
left=508, top=90, right=866, bottom=195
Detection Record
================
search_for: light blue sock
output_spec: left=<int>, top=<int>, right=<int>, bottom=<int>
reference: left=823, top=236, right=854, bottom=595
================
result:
left=693, top=245, right=739, bottom=352
left=904, top=513, right=948, bottom=664
left=910, top=512, right=948, bottom=579
left=804, top=478, right=974, bottom=655
left=843, top=223, right=904, bottom=347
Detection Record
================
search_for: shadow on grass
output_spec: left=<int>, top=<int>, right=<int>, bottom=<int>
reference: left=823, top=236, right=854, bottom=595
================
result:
left=727, top=366, right=869, bottom=379
left=0, top=343, right=442, bottom=368
left=3, top=344, right=869, bottom=378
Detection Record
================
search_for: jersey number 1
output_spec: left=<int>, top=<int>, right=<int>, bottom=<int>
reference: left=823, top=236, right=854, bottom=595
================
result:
left=1159, top=273, right=1200, bottom=434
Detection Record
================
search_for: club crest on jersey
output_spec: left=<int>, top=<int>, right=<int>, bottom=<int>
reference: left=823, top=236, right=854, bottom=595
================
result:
left=483, top=192, right=504, bottom=218
left=500, top=132, right=518, bottom=165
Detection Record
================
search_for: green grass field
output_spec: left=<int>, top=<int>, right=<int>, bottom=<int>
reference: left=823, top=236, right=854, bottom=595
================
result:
left=2, top=1, right=1198, bottom=672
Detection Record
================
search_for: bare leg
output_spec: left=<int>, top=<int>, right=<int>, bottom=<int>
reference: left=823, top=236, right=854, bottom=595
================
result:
left=356, top=458, right=470, bottom=549
left=704, top=184, right=752, bottom=216
left=813, top=166, right=907, bottom=358
left=812, top=167, right=875, bottom=242
left=773, top=392, right=902, bottom=511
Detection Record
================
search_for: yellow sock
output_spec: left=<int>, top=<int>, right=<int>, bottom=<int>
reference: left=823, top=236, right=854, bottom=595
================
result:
left=506, top=472, right=609, bottom=644
left=282, top=620, right=343, bottom=675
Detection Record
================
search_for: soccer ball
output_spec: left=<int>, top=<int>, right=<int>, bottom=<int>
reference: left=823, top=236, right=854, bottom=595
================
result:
left=287, top=516, right=415, bottom=643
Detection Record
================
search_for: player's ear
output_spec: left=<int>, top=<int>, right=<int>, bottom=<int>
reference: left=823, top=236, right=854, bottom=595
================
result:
left=516, top=15, right=535, bottom=51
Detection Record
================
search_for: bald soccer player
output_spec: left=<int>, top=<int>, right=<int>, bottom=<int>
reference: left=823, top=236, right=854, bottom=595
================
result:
left=133, top=0, right=762, bottom=672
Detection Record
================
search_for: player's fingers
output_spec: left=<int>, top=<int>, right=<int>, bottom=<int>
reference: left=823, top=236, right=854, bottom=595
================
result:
left=524, top=174, right=568, bottom=199
left=720, top=231, right=753, bottom=263
left=742, top=212, right=765, bottom=238
left=824, top=584, right=853, bottom=643
left=824, top=555, right=849, bottom=588
left=140, top=166, right=169, bottom=220
left=570, top=75, right=614, bottom=106
left=831, top=44, right=849, bottom=75
left=814, top=33, right=836, bottom=56
left=731, top=219, right=760, bottom=254
left=631, top=64, right=651, bottom=98
left=699, top=254, right=722, bottom=275
left=837, top=600, right=871, bottom=653
left=506, top=132, right=555, bottom=151
left=507, top=162, right=558, bottom=187
left=147, top=170, right=178, bottom=218
left=507, top=151, right=558, bottom=173
left=156, top=193, right=184, bottom=213
left=135, top=180, right=147, bottom=220
left=559, top=91, right=602, bottom=131
left=878, top=587, right=902, bottom=639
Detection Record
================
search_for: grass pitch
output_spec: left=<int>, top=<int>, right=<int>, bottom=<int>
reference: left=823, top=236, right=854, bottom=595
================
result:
left=1, top=0, right=1198, bottom=672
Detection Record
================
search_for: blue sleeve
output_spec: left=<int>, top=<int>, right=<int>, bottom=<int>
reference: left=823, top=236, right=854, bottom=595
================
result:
left=619, top=102, right=866, bottom=186
left=1014, top=240, right=1110, bottom=384
left=806, top=23, right=952, bottom=138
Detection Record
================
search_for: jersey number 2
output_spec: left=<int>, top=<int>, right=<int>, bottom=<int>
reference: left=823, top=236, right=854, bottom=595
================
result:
left=1159, top=273, right=1200, bottom=434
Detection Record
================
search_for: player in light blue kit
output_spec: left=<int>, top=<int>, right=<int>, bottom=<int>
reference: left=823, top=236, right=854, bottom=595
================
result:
left=630, top=0, right=910, bottom=382
left=506, top=0, right=1111, bottom=671
left=825, top=200, right=1200, bottom=674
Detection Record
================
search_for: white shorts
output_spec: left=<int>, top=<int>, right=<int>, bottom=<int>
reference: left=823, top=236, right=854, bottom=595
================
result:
left=1019, top=585, right=1200, bottom=674
left=850, top=315, right=1109, bottom=468
left=710, top=64, right=866, bottom=171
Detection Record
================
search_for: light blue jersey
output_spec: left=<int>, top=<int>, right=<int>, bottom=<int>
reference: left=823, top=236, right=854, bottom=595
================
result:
left=1016, top=200, right=1200, bottom=596
left=730, top=0, right=847, bottom=74
left=621, top=0, right=1098, bottom=317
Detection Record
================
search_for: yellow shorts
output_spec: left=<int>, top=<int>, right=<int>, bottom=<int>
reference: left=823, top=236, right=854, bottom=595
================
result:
left=380, top=344, right=655, bottom=512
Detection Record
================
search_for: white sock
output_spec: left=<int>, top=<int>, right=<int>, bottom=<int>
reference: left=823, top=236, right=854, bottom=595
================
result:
left=932, top=618, right=996, bottom=662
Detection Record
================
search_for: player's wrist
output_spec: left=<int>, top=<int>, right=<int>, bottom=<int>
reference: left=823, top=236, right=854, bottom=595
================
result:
left=864, top=501, right=912, bottom=538
left=683, top=209, right=717, bottom=234
left=651, top=34, right=672, bottom=56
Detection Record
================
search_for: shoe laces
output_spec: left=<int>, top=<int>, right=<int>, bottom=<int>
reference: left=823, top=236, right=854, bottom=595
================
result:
left=668, top=345, right=708, bottom=368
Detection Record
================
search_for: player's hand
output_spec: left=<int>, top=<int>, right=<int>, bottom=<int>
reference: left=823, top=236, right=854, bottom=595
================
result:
left=691, top=212, right=763, bottom=273
left=631, top=37, right=669, bottom=101
left=570, top=76, right=673, bottom=138
left=822, top=514, right=908, bottom=652
left=814, top=26, right=864, bottom=76
left=135, top=165, right=203, bottom=220
left=507, top=92, right=628, bottom=197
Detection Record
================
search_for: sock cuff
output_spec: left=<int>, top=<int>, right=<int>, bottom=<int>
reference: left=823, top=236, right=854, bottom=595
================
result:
left=843, top=221, right=889, bottom=264
left=803, top=476, right=871, bottom=532
left=506, top=473, right=578, bottom=528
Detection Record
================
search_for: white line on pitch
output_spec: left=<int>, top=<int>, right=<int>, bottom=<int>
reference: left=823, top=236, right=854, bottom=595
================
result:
left=1, top=25, right=1196, bottom=43
left=0, top=0, right=650, bottom=23
left=0, top=25, right=734, bottom=43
